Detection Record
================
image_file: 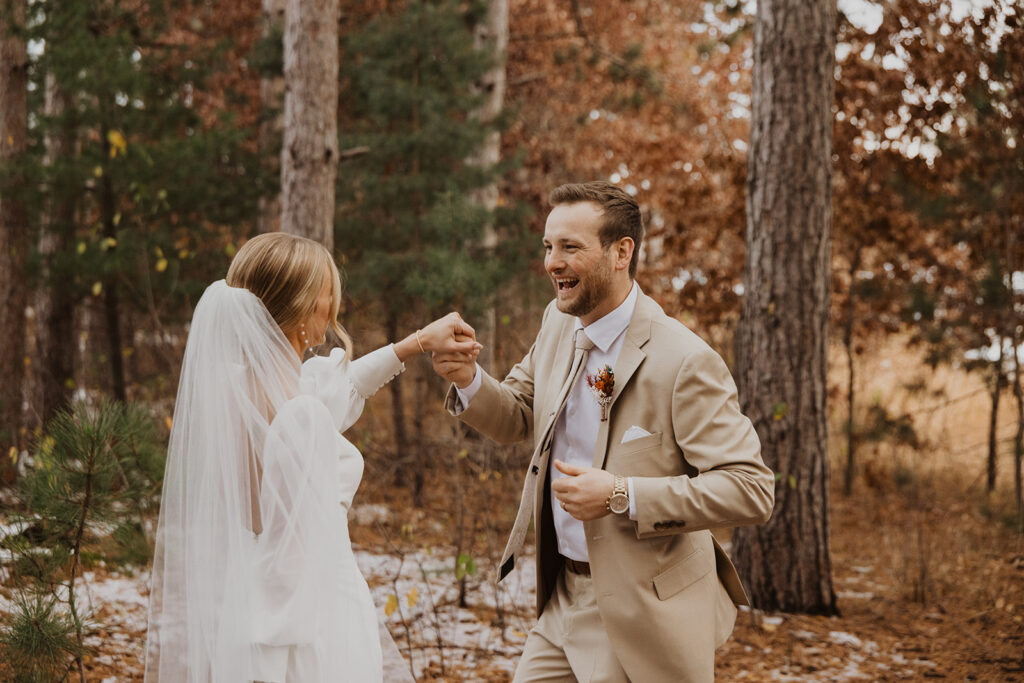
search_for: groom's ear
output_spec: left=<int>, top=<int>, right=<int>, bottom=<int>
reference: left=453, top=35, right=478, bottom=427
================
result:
left=614, top=237, right=635, bottom=273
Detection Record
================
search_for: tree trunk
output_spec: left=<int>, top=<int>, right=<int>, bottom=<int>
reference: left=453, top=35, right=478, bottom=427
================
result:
left=387, top=313, right=410, bottom=489
left=1007, top=222, right=1024, bottom=530
left=1012, top=333, right=1023, bottom=531
left=468, top=0, right=508, bottom=374
left=988, top=337, right=1006, bottom=494
left=731, top=0, right=838, bottom=614
left=412, top=367, right=426, bottom=507
left=280, top=0, right=339, bottom=249
left=257, top=0, right=285, bottom=234
left=33, top=75, right=77, bottom=428
left=843, top=247, right=860, bottom=496
left=468, top=0, right=507, bottom=215
left=100, top=123, right=126, bottom=402
left=0, top=0, right=29, bottom=481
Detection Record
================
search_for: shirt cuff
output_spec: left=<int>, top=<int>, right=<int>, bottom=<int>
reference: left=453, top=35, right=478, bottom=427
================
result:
left=452, top=364, right=482, bottom=414
left=627, top=477, right=637, bottom=520
left=348, top=344, right=405, bottom=399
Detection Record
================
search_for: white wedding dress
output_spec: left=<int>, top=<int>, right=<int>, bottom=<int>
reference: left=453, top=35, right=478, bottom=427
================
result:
left=251, top=346, right=402, bottom=682
left=145, top=281, right=403, bottom=683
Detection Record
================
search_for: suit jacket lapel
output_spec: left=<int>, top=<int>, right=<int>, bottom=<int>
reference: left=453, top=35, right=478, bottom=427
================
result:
left=536, top=321, right=577, bottom=442
left=531, top=319, right=581, bottom=516
left=591, top=292, right=654, bottom=469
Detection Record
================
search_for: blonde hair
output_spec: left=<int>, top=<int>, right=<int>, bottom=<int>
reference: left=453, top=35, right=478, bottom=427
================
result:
left=226, top=232, right=353, bottom=356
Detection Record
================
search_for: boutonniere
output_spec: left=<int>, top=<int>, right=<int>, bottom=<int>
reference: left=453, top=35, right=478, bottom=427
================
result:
left=586, top=365, right=614, bottom=422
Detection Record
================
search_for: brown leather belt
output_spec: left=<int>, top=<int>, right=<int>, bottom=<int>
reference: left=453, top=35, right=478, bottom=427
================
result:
left=563, top=557, right=591, bottom=575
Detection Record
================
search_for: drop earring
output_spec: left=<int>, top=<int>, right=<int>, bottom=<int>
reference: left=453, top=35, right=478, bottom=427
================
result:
left=299, top=323, right=311, bottom=350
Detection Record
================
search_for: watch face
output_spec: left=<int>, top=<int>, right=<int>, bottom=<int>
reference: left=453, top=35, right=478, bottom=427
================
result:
left=609, top=493, right=629, bottom=515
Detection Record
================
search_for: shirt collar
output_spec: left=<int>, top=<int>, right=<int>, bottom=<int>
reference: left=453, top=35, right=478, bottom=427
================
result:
left=574, top=281, right=639, bottom=353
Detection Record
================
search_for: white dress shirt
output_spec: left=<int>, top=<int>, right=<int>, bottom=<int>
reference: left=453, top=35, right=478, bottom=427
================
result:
left=457, top=282, right=639, bottom=562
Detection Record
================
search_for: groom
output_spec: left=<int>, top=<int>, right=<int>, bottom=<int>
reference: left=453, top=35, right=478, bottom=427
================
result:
left=434, top=181, right=774, bottom=682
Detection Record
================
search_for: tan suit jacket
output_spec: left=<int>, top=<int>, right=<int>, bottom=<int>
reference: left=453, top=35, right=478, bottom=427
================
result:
left=446, top=291, right=774, bottom=682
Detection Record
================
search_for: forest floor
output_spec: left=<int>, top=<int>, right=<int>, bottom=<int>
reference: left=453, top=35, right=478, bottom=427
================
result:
left=1, top=468, right=1021, bottom=682
left=2, top=337, right=1023, bottom=680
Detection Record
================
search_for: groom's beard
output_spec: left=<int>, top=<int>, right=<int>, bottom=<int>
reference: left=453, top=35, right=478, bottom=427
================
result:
left=554, top=259, right=614, bottom=320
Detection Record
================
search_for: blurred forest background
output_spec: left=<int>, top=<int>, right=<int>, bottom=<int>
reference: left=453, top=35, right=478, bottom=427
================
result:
left=0, top=0, right=1022, bottom=680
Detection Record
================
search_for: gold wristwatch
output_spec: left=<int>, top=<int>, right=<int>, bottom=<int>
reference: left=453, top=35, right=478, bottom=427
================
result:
left=606, top=475, right=629, bottom=515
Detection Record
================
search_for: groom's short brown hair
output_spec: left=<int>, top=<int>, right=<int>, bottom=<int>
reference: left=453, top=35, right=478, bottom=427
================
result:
left=549, top=181, right=645, bottom=278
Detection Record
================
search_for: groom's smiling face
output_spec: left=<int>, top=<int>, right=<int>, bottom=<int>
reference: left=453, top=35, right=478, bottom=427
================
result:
left=543, top=201, right=617, bottom=325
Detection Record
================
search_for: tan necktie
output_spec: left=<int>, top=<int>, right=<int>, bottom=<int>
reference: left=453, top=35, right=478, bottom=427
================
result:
left=498, top=329, right=594, bottom=581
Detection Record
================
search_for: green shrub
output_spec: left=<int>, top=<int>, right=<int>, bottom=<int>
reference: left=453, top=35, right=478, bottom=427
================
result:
left=1, top=399, right=163, bottom=681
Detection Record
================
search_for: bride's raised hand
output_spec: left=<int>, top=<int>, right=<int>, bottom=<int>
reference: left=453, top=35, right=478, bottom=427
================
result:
left=417, top=312, right=481, bottom=357
left=393, top=312, right=482, bottom=362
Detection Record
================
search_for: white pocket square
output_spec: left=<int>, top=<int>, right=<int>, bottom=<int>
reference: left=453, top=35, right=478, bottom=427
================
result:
left=621, top=425, right=653, bottom=443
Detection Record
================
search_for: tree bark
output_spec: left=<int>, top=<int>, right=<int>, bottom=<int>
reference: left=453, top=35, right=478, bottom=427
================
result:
left=257, top=0, right=285, bottom=234
left=280, top=0, right=339, bottom=249
left=731, top=0, right=838, bottom=614
left=1009, top=222, right=1024, bottom=529
left=468, top=0, right=508, bottom=375
left=0, top=0, right=29, bottom=481
left=988, top=337, right=1006, bottom=494
left=468, top=0, right=508, bottom=226
left=1012, top=333, right=1023, bottom=530
left=32, top=75, right=77, bottom=429
left=843, top=247, right=860, bottom=496
left=387, top=313, right=410, bottom=489
left=99, top=123, right=126, bottom=402
left=412, top=368, right=426, bottom=507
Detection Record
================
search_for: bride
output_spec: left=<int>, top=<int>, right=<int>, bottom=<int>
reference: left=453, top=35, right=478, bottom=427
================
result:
left=144, top=232, right=480, bottom=682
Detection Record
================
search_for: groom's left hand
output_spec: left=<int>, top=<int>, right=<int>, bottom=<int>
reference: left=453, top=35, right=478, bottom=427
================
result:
left=552, top=460, right=614, bottom=521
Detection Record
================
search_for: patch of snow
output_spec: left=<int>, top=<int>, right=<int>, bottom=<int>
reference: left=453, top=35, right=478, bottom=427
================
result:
left=354, top=547, right=536, bottom=679
left=829, top=631, right=864, bottom=648
left=349, top=503, right=391, bottom=527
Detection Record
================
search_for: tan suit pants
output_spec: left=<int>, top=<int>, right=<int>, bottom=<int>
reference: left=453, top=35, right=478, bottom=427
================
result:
left=513, top=567, right=629, bottom=683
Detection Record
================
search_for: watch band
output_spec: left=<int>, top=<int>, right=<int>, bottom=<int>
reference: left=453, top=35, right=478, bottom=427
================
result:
left=614, top=475, right=626, bottom=497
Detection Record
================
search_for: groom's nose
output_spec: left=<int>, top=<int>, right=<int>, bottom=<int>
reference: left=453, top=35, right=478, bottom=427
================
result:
left=545, top=249, right=564, bottom=273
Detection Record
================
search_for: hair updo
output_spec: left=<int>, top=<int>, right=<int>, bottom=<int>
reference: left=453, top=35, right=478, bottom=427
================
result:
left=226, top=232, right=353, bottom=356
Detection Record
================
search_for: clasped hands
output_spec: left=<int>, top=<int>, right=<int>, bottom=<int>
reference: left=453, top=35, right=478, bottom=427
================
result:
left=430, top=316, right=615, bottom=521
left=395, top=312, right=481, bottom=362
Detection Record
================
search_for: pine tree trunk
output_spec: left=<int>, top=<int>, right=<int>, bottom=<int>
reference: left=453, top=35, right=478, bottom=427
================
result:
left=33, top=76, right=77, bottom=428
left=731, top=0, right=838, bottom=614
left=412, top=368, right=426, bottom=507
left=387, top=313, right=410, bottom=489
left=1007, top=224, right=1023, bottom=529
left=988, top=338, right=1005, bottom=494
left=843, top=247, right=860, bottom=496
left=1012, top=319, right=1023, bottom=530
left=0, top=0, right=29, bottom=481
left=257, top=0, right=285, bottom=234
left=100, top=124, right=126, bottom=402
left=469, top=0, right=507, bottom=209
left=468, top=0, right=508, bottom=375
left=280, top=0, right=338, bottom=249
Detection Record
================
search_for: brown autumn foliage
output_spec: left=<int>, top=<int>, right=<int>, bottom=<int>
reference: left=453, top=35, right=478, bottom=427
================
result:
left=502, top=0, right=751, bottom=350
left=2, top=0, right=1023, bottom=679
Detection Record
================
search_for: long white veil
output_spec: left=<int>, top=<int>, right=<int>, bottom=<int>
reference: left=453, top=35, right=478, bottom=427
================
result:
left=145, top=280, right=349, bottom=681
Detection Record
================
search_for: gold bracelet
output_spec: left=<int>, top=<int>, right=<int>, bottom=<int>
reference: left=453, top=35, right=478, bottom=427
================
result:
left=415, top=329, right=425, bottom=353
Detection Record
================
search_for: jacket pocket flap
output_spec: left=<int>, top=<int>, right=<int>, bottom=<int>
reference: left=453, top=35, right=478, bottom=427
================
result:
left=652, top=546, right=712, bottom=600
